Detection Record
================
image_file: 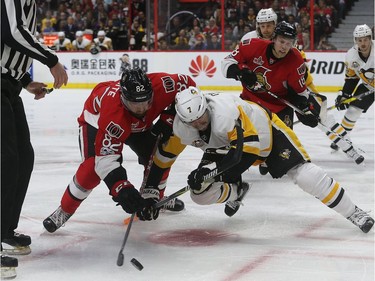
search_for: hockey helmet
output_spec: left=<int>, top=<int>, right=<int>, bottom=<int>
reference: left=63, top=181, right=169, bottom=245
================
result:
left=255, top=8, right=278, bottom=38
left=353, top=24, right=372, bottom=42
left=273, top=21, right=297, bottom=40
left=175, top=86, right=208, bottom=123
left=256, top=8, right=278, bottom=24
left=120, top=68, right=153, bottom=103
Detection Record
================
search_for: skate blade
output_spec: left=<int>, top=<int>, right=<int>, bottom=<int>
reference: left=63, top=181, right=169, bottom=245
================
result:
left=1, top=245, right=31, bottom=255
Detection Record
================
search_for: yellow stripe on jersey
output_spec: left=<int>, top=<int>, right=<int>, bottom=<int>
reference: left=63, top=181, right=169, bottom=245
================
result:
left=234, top=105, right=270, bottom=157
left=345, top=64, right=357, bottom=79
left=217, top=183, right=231, bottom=203
left=359, top=72, right=374, bottom=88
left=306, top=69, right=318, bottom=93
left=321, top=182, right=340, bottom=204
left=153, top=135, right=186, bottom=169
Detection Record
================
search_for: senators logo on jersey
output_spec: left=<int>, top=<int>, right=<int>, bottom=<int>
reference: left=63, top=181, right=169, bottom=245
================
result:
left=253, top=65, right=271, bottom=90
left=106, top=121, right=124, bottom=138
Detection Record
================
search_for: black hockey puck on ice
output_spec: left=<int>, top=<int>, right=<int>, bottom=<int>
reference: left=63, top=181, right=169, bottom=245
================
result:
left=130, top=258, right=144, bottom=271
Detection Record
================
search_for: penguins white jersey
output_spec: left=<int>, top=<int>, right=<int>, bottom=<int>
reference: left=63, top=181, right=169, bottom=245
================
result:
left=345, top=40, right=374, bottom=89
left=173, top=93, right=273, bottom=159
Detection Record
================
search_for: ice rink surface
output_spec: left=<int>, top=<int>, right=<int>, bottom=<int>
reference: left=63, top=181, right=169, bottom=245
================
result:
left=15, top=89, right=374, bottom=281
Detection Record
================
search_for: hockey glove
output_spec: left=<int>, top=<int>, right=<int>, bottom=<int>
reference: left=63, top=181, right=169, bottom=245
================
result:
left=111, top=181, right=146, bottom=214
left=151, top=108, right=175, bottom=143
left=137, top=187, right=161, bottom=221
left=335, top=90, right=351, bottom=111
left=237, top=69, right=257, bottom=91
left=187, top=162, right=219, bottom=191
left=296, top=101, right=319, bottom=128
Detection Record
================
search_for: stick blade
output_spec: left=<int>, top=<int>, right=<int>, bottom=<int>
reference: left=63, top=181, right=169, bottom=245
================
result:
left=117, top=252, right=124, bottom=266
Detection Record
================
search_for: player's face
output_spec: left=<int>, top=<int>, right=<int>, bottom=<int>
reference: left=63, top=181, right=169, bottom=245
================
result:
left=189, top=110, right=210, bottom=131
left=355, top=36, right=372, bottom=54
left=272, top=36, right=294, bottom=58
left=258, top=22, right=275, bottom=40
left=124, top=99, right=152, bottom=118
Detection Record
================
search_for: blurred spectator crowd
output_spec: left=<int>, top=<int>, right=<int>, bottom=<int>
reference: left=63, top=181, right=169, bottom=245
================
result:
left=35, top=0, right=357, bottom=52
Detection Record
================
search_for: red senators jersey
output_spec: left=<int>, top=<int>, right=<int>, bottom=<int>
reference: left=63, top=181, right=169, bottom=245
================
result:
left=77, top=73, right=196, bottom=179
left=227, top=38, right=307, bottom=113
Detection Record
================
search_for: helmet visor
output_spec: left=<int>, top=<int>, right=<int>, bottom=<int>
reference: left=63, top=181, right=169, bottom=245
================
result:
left=122, top=96, right=152, bottom=118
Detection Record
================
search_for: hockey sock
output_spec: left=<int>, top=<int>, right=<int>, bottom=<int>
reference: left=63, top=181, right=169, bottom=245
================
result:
left=287, top=163, right=356, bottom=218
left=341, top=106, right=362, bottom=133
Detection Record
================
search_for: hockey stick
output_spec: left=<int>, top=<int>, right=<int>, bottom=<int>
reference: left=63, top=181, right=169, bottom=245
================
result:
left=117, top=135, right=162, bottom=266
left=117, top=213, right=136, bottom=266
left=327, top=89, right=374, bottom=111
left=154, top=121, right=244, bottom=209
left=260, top=87, right=355, bottom=146
left=293, top=89, right=374, bottom=125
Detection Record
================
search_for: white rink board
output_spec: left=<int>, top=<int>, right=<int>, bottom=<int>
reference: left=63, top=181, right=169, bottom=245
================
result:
left=31, top=51, right=347, bottom=91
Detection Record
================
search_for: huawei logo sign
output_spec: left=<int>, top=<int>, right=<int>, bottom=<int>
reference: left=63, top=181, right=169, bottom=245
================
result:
left=189, top=55, right=216, bottom=77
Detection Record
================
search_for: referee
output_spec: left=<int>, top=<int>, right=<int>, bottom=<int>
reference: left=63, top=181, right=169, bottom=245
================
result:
left=1, top=0, right=68, bottom=279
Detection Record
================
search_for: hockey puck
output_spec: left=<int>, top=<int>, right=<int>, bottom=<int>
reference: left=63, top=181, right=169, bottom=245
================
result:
left=130, top=258, right=143, bottom=271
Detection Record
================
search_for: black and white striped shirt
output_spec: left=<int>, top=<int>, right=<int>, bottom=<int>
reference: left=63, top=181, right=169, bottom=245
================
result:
left=1, top=0, right=58, bottom=82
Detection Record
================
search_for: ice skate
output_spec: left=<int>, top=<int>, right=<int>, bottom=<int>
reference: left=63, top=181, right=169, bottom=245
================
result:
left=259, top=162, right=269, bottom=175
left=224, top=182, right=251, bottom=217
left=347, top=206, right=374, bottom=233
left=344, top=146, right=364, bottom=164
left=330, top=142, right=339, bottom=151
left=1, top=232, right=31, bottom=255
left=1, top=254, right=18, bottom=280
left=43, top=206, right=72, bottom=233
left=161, top=197, right=185, bottom=212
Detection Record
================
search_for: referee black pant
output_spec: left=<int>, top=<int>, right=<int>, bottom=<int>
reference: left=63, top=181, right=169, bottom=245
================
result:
left=1, top=77, right=34, bottom=240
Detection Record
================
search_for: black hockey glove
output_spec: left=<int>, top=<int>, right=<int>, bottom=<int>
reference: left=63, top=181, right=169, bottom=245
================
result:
left=110, top=181, right=146, bottom=214
left=237, top=68, right=257, bottom=91
left=151, top=108, right=175, bottom=143
left=335, top=90, right=351, bottom=111
left=296, top=101, right=319, bottom=128
left=188, top=166, right=214, bottom=191
left=137, top=187, right=161, bottom=221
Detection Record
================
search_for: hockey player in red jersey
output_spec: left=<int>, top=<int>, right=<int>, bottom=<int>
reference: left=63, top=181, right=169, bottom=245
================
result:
left=222, top=21, right=364, bottom=169
left=222, top=21, right=312, bottom=125
left=43, top=68, right=196, bottom=232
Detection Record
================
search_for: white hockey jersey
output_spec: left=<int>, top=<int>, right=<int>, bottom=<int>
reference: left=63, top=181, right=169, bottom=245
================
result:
left=72, top=38, right=92, bottom=51
left=345, top=40, right=374, bottom=89
left=173, top=93, right=273, bottom=161
left=52, top=38, right=72, bottom=51
left=240, top=30, right=258, bottom=42
left=93, top=37, right=113, bottom=51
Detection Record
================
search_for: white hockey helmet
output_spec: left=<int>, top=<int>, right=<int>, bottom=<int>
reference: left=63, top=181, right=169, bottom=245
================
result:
left=256, top=8, right=278, bottom=37
left=256, top=8, right=278, bottom=24
left=353, top=24, right=372, bottom=42
left=175, top=86, right=208, bottom=123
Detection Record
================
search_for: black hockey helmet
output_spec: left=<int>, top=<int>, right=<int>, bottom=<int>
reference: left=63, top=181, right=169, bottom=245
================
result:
left=273, top=21, right=297, bottom=40
left=120, top=68, right=153, bottom=102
